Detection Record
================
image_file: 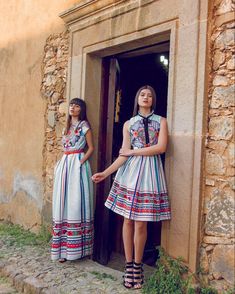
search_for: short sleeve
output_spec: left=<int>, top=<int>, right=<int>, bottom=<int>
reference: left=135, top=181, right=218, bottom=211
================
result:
left=128, top=118, right=134, bottom=132
left=81, top=120, right=90, bottom=135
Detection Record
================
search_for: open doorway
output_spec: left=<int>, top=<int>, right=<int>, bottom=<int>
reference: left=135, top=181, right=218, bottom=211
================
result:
left=94, top=42, right=170, bottom=269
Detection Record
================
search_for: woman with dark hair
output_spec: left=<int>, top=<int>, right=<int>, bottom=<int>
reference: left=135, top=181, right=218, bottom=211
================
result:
left=92, top=85, right=171, bottom=289
left=51, top=98, right=94, bottom=262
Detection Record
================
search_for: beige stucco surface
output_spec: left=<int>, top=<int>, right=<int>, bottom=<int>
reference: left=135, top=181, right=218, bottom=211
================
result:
left=0, top=0, right=79, bottom=230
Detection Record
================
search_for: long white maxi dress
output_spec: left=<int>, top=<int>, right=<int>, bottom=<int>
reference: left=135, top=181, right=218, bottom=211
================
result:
left=51, top=120, right=93, bottom=260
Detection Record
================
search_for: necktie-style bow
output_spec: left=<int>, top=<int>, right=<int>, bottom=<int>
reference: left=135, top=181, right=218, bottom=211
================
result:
left=138, top=111, right=154, bottom=145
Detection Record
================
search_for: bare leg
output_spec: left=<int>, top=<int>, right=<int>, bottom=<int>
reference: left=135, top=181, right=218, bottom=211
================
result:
left=122, top=218, right=134, bottom=262
left=133, top=221, right=147, bottom=289
left=122, top=218, right=134, bottom=288
left=134, top=221, right=147, bottom=263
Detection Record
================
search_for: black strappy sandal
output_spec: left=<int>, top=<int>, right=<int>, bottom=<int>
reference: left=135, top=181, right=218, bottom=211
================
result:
left=133, top=262, right=144, bottom=289
left=59, top=258, right=67, bottom=263
left=123, top=261, right=133, bottom=289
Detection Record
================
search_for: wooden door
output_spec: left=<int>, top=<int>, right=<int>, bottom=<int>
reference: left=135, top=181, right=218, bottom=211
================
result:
left=93, top=57, right=118, bottom=265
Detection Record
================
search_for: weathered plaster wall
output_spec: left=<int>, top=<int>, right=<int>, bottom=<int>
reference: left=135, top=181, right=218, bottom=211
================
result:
left=200, top=0, right=235, bottom=292
left=0, top=0, right=79, bottom=231
left=40, top=32, right=69, bottom=224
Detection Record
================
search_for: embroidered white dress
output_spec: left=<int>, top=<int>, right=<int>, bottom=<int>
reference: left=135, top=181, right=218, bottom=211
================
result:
left=105, top=113, right=171, bottom=222
left=51, top=120, right=93, bottom=260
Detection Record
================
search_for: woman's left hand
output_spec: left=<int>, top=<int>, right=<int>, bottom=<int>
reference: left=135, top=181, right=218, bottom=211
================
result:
left=119, top=148, right=134, bottom=157
left=80, top=159, right=85, bottom=165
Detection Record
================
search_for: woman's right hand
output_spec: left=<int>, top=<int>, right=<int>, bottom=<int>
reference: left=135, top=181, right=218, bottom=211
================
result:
left=92, top=172, right=106, bottom=183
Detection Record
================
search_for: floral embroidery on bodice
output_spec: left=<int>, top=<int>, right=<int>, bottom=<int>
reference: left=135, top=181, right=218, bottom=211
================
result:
left=62, top=120, right=90, bottom=152
left=129, top=113, right=161, bottom=149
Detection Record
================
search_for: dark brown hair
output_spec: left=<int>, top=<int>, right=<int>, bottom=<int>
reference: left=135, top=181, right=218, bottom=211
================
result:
left=132, top=85, right=157, bottom=116
left=64, top=98, right=88, bottom=135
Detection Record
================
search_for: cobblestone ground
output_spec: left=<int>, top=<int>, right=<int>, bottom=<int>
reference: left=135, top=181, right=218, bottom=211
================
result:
left=0, top=275, right=19, bottom=294
left=0, top=236, right=142, bottom=294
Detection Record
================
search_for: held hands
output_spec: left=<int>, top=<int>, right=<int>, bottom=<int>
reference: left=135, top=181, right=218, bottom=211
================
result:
left=92, top=148, right=133, bottom=183
left=119, top=148, right=134, bottom=157
left=92, top=172, right=106, bottom=183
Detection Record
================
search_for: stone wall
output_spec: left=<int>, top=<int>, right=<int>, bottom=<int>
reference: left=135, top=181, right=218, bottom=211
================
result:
left=200, top=0, right=235, bottom=292
left=40, top=31, right=69, bottom=223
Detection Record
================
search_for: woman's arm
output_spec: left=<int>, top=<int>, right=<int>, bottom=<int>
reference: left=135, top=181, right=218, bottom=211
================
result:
left=92, top=121, right=131, bottom=183
left=119, top=117, right=168, bottom=157
left=80, top=129, right=94, bottom=164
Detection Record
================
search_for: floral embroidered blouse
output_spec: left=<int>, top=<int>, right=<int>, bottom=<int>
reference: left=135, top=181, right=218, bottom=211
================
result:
left=62, top=120, right=90, bottom=152
left=129, top=112, right=161, bottom=149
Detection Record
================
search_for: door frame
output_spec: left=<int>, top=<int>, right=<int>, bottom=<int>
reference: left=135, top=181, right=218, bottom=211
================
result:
left=63, top=6, right=209, bottom=269
left=93, top=44, right=171, bottom=264
left=93, top=58, right=118, bottom=264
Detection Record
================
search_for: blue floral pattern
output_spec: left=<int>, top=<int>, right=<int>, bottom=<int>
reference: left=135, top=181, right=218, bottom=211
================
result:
left=130, top=114, right=161, bottom=148
left=62, top=120, right=90, bottom=152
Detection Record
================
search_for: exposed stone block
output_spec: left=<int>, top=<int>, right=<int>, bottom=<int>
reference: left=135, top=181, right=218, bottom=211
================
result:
left=203, top=188, right=212, bottom=214
left=216, top=0, right=235, bottom=15
left=211, top=245, right=235, bottom=284
left=214, top=29, right=235, bottom=49
left=212, top=75, right=229, bottom=86
left=227, top=21, right=235, bottom=28
left=51, top=92, right=61, bottom=104
left=228, top=142, right=235, bottom=166
left=206, top=151, right=225, bottom=175
left=45, top=65, right=56, bottom=74
left=207, top=140, right=228, bottom=155
left=203, top=236, right=234, bottom=244
left=211, top=85, right=235, bottom=108
left=228, top=176, right=235, bottom=190
left=44, top=74, right=57, bottom=87
left=47, top=111, right=56, bottom=128
left=205, top=245, right=214, bottom=251
left=199, top=247, right=209, bottom=273
left=210, top=279, right=231, bottom=292
left=206, top=178, right=215, bottom=186
left=213, top=49, right=226, bottom=70
left=54, top=78, right=65, bottom=92
left=205, top=189, right=235, bottom=237
left=216, top=69, right=227, bottom=76
left=209, top=116, right=233, bottom=140
left=227, top=55, right=235, bottom=69
left=226, top=166, right=235, bottom=176
left=58, top=102, right=67, bottom=115
left=215, top=11, right=235, bottom=27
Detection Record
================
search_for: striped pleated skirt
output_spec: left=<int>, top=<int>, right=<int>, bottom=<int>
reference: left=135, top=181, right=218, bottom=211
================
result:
left=51, top=153, right=94, bottom=260
left=105, top=155, right=171, bottom=221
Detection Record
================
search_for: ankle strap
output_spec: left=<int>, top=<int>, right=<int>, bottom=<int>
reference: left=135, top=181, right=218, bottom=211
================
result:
left=126, top=261, right=133, bottom=265
left=134, top=262, right=142, bottom=267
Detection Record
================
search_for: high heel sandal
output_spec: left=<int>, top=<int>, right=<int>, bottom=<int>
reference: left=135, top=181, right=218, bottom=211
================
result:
left=123, top=261, right=133, bottom=289
left=133, top=262, right=144, bottom=289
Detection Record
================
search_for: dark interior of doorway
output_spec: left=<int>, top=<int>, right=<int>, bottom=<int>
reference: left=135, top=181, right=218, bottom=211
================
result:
left=108, top=50, right=169, bottom=268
